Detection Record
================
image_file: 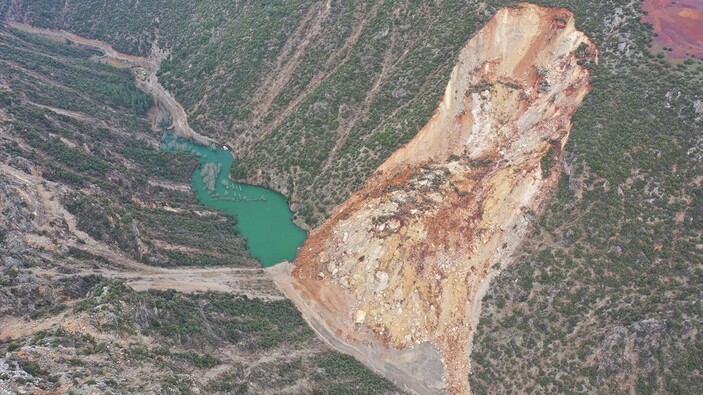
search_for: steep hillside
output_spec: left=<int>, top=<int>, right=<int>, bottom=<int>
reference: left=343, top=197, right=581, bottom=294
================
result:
left=470, top=2, right=703, bottom=394
left=286, top=4, right=596, bottom=393
left=11, top=0, right=699, bottom=230
left=0, top=22, right=399, bottom=394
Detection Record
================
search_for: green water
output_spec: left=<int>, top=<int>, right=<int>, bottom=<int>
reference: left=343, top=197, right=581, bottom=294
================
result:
left=160, top=134, right=307, bottom=267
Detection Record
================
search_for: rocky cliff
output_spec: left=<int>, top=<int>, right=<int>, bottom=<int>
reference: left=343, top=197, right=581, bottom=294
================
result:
left=286, top=3, right=597, bottom=393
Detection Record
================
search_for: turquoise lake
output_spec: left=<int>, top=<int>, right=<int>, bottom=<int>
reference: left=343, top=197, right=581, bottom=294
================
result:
left=160, top=134, right=307, bottom=267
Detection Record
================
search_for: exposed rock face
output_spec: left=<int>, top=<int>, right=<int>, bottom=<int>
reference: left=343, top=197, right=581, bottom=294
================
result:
left=289, top=3, right=597, bottom=393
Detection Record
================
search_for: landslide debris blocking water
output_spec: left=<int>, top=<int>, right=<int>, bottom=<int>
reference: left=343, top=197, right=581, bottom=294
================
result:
left=284, top=3, right=598, bottom=394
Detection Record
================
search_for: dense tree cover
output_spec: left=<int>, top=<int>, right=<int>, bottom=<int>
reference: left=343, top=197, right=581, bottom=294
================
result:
left=469, top=1, right=703, bottom=394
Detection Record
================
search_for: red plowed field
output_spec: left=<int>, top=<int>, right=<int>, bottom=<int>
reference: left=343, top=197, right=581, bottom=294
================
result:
left=642, top=0, right=703, bottom=59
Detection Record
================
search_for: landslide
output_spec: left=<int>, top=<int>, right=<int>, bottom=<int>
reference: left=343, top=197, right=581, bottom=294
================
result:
left=288, top=3, right=597, bottom=394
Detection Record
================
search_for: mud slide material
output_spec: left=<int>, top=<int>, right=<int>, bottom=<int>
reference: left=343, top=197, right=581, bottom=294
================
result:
left=285, top=3, right=597, bottom=394
left=268, top=262, right=444, bottom=395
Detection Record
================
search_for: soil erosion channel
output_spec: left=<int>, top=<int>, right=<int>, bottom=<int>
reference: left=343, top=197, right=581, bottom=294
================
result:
left=161, top=134, right=307, bottom=267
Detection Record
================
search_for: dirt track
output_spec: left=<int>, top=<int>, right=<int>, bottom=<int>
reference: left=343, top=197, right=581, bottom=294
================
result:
left=0, top=24, right=275, bottom=298
left=0, top=162, right=282, bottom=300
left=7, top=21, right=215, bottom=146
left=2, top=20, right=436, bottom=394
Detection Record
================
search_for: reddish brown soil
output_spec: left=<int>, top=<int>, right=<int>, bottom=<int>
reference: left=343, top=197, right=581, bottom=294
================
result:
left=641, top=0, right=703, bottom=59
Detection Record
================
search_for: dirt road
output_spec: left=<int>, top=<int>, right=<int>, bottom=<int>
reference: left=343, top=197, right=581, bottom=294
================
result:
left=1, top=162, right=281, bottom=300
left=7, top=21, right=215, bottom=146
left=1, top=21, right=431, bottom=394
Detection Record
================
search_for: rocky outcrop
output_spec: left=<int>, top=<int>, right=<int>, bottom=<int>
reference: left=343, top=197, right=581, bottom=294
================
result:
left=286, top=3, right=597, bottom=393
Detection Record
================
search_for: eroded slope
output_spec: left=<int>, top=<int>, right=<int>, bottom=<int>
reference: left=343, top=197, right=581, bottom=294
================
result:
left=288, top=3, right=597, bottom=393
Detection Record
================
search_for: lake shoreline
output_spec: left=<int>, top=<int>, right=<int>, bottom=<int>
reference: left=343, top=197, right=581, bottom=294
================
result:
left=161, top=133, right=307, bottom=267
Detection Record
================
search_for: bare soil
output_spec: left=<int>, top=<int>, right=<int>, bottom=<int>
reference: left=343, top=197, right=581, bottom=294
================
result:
left=641, top=0, right=703, bottom=59
left=290, top=4, right=597, bottom=393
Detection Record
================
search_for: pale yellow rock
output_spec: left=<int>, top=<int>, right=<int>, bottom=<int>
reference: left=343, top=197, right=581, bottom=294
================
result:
left=353, top=309, right=367, bottom=324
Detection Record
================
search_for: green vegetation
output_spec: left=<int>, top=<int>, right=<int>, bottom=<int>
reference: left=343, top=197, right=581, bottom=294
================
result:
left=0, top=29, right=151, bottom=115
left=541, top=146, right=556, bottom=178
left=27, top=0, right=695, bottom=229
left=77, top=280, right=314, bottom=349
left=312, top=352, right=399, bottom=394
left=74, top=280, right=398, bottom=393
left=13, top=0, right=490, bottom=225
left=17, top=360, right=51, bottom=379
left=0, top=13, right=399, bottom=395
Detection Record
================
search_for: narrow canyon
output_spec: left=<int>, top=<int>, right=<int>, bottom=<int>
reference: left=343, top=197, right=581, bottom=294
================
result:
left=271, top=3, right=598, bottom=394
